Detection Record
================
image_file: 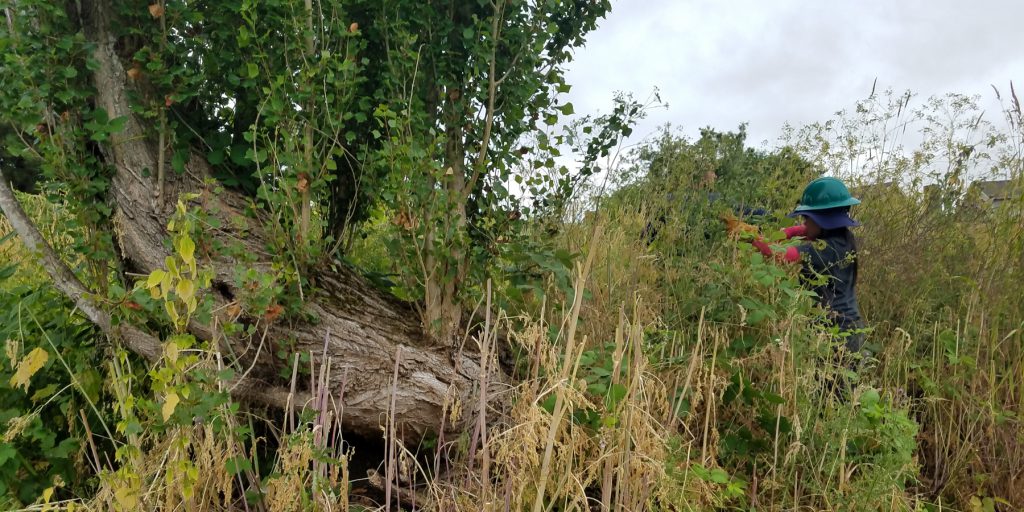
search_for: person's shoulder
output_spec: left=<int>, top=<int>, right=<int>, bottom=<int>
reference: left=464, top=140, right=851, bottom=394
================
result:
left=823, top=231, right=854, bottom=250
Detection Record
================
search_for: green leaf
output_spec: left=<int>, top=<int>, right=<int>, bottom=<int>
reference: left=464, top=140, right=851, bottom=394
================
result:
left=246, top=62, right=259, bottom=78
left=226, top=455, right=252, bottom=475
left=747, top=309, right=767, bottom=325
left=709, top=468, right=730, bottom=484
left=540, top=394, right=557, bottom=414
left=31, top=383, right=60, bottom=402
left=608, top=383, right=628, bottom=404
left=237, top=26, right=251, bottom=48
left=207, top=149, right=225, bottom=165
left=93, top=108, right=109, bottom=125
left=108, top=116, right=127, bottom=133
left=0, top=444, right=17, bottom=465
left=860, top=388, right=881, bottom=407
left=172, top=150, right=187, bottom=174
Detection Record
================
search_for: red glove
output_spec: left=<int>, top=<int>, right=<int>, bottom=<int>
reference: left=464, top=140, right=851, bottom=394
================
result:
left=752, top=238, right=801, bottom=263
left=782, top=225, right=807, bottom=239
left=751, top=224, right=804, bottom=264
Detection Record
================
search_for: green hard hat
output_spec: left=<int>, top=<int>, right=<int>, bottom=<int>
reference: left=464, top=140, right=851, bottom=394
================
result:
left=792, top=177, right=861, bottom=213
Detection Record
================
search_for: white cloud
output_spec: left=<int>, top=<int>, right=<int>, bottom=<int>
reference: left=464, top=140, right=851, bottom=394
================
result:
left=563, top=0, right=1024, bottom=149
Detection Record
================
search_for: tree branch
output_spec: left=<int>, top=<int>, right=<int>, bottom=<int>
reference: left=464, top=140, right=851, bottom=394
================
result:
left=0, top=168, right=111, bottom=331
left=467, top=0, right=506, bottom=198
left=0, top=167, right=304, bottom=408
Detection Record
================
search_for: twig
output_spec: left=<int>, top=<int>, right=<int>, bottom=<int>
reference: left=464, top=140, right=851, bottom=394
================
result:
left=78, top=409, right=103, bottom=475
left=385, top=345, right=403, bottom=511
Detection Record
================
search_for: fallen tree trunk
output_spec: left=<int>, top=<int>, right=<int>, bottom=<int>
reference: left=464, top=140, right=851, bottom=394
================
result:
left=0, top=0, right=503, bottom=442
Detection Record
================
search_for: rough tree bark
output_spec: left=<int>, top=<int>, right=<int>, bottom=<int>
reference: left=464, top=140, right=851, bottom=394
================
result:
left=0, top=0, right=503, bottom=441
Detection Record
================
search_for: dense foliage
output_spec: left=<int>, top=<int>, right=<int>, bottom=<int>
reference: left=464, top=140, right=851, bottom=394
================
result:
left=1, top=1, right=1022, bottom=510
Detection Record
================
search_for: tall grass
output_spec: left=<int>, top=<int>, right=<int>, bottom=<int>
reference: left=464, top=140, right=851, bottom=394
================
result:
left=3, top=90, right=1023, bottom=510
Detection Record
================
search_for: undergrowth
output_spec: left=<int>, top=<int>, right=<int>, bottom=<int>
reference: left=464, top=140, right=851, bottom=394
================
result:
left=2, top=90, right=1022, bottom=511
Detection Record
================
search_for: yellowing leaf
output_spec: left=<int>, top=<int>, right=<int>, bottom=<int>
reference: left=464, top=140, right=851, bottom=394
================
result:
left=162, top=392, right=180, bottom=421
left=165, top=256, right=179, bottom=278
left=146, top=270, right=166, bottom=289
left=114, top=485, right=138, bottom=510
left=969, top=496, right=983, bottom=512
left=9, top=347, right=48, bottom=390
left=179, top=235, right=196, bottom=266
left=165, top=301, right=180, bottom=323
left=160, top=273, right=173, bottom=299
left=41, top=486, right=54, bottom=504
left=176, top=279, right=194, bottom=303
left=164, top=340, right=179, bottom=363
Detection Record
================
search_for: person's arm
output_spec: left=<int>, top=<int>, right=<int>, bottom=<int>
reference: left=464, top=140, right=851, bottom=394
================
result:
left=751, top=225, right=806, bottom=264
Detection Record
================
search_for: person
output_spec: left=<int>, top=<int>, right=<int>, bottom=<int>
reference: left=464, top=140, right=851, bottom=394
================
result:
left=731, top=177, right=866, bottom=354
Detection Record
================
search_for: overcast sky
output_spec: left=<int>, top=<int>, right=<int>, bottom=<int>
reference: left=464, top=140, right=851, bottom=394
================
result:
left=563, top=0, right=1024, bottom=150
